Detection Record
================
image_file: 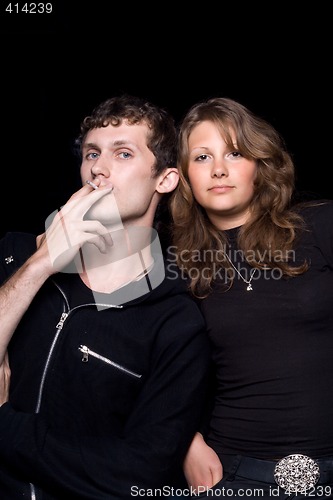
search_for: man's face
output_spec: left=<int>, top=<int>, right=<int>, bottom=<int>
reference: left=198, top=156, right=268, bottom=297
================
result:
left=80, top=121, right=160, bottom=228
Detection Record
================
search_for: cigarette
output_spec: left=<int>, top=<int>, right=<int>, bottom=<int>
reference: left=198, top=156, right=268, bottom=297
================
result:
left=86, top=179, right=98, bottom=190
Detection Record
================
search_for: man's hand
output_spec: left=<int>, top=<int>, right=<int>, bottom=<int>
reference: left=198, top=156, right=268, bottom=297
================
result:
left=37, top=184, right=114, bottom=274
left=0, top=351, right=10, bottom=406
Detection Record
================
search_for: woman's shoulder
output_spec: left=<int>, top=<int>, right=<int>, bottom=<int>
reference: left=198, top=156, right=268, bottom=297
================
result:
left=294, top=198, right=333, bottom=224
left=294, top=200, right=333, bottom=264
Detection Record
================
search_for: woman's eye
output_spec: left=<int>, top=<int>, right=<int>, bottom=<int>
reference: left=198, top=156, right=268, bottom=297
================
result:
left=228, top=151, right=242, bottom=158
left=195, top=154, right=208, bottom=162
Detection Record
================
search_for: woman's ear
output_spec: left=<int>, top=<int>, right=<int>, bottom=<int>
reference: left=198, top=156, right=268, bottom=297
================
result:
left=156, top=168, right=179, bottom=194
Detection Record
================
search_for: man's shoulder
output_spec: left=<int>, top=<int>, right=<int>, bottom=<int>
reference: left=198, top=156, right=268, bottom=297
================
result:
left=0, top=231, right=36, bottom=262
left=0, top=232, right=37, bottom=281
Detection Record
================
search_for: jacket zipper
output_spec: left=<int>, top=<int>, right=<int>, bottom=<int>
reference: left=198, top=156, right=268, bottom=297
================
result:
left=30, top=311, right=69, bottom=500
left=30, top=278, right=125, bottom=500
left=78, top=345, right=142, bottom=378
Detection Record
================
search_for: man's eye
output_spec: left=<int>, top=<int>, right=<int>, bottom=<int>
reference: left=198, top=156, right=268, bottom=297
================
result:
left=119, top=152, right=132, bottom=159
left=86, top=152, right=99, bottom=160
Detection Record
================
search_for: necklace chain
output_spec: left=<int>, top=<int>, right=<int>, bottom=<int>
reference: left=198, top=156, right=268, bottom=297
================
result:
left=224, top=253, right=258, bottom=291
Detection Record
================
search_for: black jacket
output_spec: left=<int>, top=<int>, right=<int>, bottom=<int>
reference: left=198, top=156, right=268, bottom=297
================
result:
left=0, top=232, right=211, bottom=499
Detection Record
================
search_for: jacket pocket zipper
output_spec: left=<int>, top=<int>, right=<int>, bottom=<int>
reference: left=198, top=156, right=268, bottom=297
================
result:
left=78, top=345, right=142, bottom=378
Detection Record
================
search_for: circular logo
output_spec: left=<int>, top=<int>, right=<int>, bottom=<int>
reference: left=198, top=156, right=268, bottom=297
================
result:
left=274, top=454, right=320, bottom=493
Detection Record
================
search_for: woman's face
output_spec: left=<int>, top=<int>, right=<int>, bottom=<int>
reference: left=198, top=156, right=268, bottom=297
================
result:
left=187, top=120, right=257, bottom=230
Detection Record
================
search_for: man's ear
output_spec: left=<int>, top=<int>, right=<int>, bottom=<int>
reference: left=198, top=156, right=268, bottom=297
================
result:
left=156, top=168, right=179, bottom=194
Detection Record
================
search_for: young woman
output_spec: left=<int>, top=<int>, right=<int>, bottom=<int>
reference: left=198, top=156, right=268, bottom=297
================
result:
left=170, top=97, right=333, bottom=499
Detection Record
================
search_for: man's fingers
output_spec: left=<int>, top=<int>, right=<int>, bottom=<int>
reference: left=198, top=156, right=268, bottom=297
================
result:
left=62, top=186, right=114, bottom=217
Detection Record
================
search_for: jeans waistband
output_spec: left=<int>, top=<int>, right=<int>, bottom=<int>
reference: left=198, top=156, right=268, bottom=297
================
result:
left=221, top=454, right=333, bottom=485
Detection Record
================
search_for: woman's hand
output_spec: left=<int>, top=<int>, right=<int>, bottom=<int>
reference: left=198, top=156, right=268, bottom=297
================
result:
left=183, top=432, right=223, bottom=494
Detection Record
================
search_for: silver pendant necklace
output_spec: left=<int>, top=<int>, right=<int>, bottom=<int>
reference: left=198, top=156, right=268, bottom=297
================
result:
left=224, top=253, right=258, bottom=291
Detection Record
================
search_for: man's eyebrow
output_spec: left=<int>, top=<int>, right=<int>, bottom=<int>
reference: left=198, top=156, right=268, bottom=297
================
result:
left=82, top=142, right=99, bottom=150
left=112, top=140, right=138, bottom=148
left=82, top=140, right=138, bottom=149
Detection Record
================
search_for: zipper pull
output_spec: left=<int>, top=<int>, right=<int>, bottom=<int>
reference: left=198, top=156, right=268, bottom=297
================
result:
left=79, top=345, right=89, bottom=362
left=56, top=312, right=68, bottom=330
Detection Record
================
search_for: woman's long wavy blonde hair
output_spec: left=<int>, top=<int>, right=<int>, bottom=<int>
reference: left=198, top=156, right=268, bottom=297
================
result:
left=170, top=97, right=309, bottom=298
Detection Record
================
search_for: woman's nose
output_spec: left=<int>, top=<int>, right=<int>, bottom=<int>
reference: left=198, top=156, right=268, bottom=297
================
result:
left=211, top=163, right=227, bottom=178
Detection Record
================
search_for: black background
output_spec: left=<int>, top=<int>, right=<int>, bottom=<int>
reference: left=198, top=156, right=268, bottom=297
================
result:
left=0, top=2, right=331, bottom=239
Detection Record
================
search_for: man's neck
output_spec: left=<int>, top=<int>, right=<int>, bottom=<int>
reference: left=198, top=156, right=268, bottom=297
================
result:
left=78, top=227, right=155, bottom=293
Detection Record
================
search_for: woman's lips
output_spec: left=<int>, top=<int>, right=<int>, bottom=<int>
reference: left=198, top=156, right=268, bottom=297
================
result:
left=209, top=185, right=234, bottom=193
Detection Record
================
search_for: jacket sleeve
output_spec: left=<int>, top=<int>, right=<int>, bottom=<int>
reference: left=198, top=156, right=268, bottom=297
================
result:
left=0, top=232, right=37, bottom=284
left=0, top=309, right=211, bottom=499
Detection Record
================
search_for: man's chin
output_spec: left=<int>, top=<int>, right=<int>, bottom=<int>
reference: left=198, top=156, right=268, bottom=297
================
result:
left=85, top=193, right=123, bottom=227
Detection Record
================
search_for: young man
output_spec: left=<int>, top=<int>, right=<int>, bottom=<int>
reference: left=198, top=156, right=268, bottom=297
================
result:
left=0, top=95, right=211, bottom=499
